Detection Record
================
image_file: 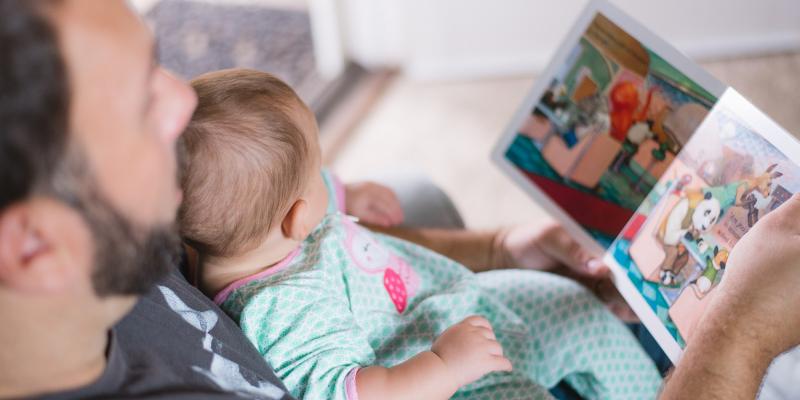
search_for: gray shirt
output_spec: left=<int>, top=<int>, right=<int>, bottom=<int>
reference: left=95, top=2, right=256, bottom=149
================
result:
left=37, top=269, right=294, bottom=400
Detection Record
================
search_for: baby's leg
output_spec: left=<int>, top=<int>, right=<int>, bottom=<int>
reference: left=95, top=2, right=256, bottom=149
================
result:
left=477, top=269, right=662, bottom=400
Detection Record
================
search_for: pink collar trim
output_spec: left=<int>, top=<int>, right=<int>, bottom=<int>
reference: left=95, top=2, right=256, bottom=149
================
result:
left=213, top=247, right=302, bottom=305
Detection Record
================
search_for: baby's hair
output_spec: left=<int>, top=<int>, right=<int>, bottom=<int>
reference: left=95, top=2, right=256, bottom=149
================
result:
left=179, top=68, right=312, bottom=258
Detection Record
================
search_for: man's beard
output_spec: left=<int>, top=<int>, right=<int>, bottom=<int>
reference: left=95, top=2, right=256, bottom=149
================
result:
left=83, top=194, right=180, bottom=297
left=51, top=150, right=180, bottom=297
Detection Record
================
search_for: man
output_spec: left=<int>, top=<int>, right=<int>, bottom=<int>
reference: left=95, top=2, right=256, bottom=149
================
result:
left=0, top=1, right=798, bottom=399
left=0, top=1, right=291, bottom=398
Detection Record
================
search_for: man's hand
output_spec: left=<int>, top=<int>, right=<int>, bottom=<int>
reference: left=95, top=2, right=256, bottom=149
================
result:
left=498, top=223, right=603, bottom=275
left=431, top=316, right=513, bottom=387
left=712, top=193, right=800, bottom=356
left=661, top=194, right=800, bottom=400
left=498, top=223, right=637, bottom=321
left=344, top=181, right=404, bottom=227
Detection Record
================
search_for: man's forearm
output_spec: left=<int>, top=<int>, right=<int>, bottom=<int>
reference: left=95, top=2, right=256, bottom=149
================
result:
left=660, top=300, right=774, bottom=399
left=364, top=224, right=504, bottom=272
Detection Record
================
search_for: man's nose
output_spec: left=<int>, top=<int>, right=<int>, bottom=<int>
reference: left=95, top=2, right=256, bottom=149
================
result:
left=157, top=68, right=197, bottom=144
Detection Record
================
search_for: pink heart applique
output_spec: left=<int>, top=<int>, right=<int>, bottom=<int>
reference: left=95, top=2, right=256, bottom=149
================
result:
left=383, top=268, right=407, bottom=313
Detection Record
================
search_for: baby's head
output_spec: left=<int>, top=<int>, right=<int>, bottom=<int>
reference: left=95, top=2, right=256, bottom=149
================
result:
left=179, top=69, right=328, bottom=262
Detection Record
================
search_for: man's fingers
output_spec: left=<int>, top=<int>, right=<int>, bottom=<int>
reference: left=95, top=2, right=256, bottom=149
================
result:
left=609, top=301, right=639, bottom=323
left=374, top=185, right=404, bottom=222
left=583, top=259, right=611, bottom=277
left=346, top=182, right=404, bottom=226
left=359, top=208, right=388, bottom=227
left=540, top=227, right=608, bottom=277
left=767, top=193, right=800, bottom=225
left=593, top=278, right=639, bottom=322
left=377, top=190, right=404, bottom=224
left=379, top=201, right=404, bottom=225
left=786, top=193, right=800, bottom=212
left=365, top=194, right=403, bottom=225
left=367, top=204, right=397, bottom=227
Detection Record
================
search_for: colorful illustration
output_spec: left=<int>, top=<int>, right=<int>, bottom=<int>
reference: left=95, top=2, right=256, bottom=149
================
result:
left=610, top=102, right=800, bottom=347
left=494, top=1, right=796, bottom=363
left=504, top=13, right=716, bottom=246
left=344, top=218, right=419, bottom=313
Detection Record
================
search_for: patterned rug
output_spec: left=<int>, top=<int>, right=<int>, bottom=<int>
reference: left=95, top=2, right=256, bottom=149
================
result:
left=145, top=0, right=330, bottom=108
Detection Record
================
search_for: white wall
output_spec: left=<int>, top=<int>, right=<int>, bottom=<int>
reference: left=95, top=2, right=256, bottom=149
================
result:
left=340, top=0, right=800, bottom=80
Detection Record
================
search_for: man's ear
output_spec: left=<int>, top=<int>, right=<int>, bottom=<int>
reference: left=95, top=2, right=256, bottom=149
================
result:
left=0, top=201, right=85, bottom=293
left=281, top=199, right=310, bottom=242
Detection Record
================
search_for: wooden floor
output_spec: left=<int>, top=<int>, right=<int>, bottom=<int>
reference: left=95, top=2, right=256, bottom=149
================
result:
left=330, top=52, right=800, bottom=230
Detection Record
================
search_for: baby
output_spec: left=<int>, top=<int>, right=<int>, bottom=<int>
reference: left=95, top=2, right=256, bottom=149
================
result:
left=178, top=69, right=661, bottom=400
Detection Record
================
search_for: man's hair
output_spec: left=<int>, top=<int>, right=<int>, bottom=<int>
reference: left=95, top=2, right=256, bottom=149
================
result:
left=0, top=2, right=179, bottom=297
left=179, top=69, right=312, bottom=258
left=0, top=1, right=69, bottom=210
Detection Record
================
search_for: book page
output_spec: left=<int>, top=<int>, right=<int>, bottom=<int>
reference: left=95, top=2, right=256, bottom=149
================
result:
left=605, top=88, right=800, bottom=363
left=492, top=0, right=724, bottom=254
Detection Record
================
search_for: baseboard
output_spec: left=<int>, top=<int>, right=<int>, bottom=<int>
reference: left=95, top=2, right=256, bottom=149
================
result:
left=404, top=31, right=800, bottom=81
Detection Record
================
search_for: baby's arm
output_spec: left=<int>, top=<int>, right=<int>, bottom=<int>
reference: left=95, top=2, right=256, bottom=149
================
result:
left=356, top=316, right=512, bottom=400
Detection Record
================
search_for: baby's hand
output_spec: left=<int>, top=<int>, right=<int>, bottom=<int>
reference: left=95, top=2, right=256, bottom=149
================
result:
left=344, top=181, right=404, bottom=227
left=431, top=316, right=512, bottom=387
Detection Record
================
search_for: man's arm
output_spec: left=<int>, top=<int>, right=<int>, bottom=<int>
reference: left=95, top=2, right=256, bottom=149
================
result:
left=661, top=194, right=800, bottom=399
left=364, top=224, right=503, bottom=272
left=366, top=222, right=639, bottom=321
left=660, top=296, right=775, bottom=399
left=365, top=222, right=601, bottom=274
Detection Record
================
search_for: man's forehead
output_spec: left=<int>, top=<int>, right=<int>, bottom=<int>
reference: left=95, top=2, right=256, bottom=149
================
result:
left=53, top=0, right=153, bottom=73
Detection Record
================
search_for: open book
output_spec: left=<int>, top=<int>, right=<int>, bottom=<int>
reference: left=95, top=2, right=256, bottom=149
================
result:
left=491, top=0, right=800, bottom=363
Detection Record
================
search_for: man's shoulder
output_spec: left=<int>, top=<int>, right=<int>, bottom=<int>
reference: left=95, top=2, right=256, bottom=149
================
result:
left=45, top=268, right=293, bottom=400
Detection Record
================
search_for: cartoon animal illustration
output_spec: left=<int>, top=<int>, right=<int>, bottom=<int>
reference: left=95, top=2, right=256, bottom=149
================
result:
left=739, top=192, right=760, bottom=227
left=658, top=243, right=690, bottom=287
left=656, top=187, right=722, bottom=286
left=690, top=246, right=729, bottom=298
left=732, top=164, right=783, bottom=227
left=735, top=164, right=782, bottom=203
left=609, top=82, right=654, bottom=143
left=344, top=219, right=420, bottom=313
left=568, top=93, right=610, bottom=145
left=542, top=87, right=569, bottom=116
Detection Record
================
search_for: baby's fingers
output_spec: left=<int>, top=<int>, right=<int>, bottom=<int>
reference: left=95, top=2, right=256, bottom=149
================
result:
left=463, top=315, right=492, bottom=329
left=484, top=338, right=504, bottom=357
left=487, top=355, right=513, bottom=373
left=477, top=326, right=497, bottom=341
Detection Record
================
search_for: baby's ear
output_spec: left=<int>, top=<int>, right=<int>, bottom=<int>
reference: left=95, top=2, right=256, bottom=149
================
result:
left=281, top=199, right=311, bottom=242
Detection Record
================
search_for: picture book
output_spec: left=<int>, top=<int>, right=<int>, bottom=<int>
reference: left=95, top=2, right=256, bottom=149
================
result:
left=491, top=0, right=800, bottom=363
